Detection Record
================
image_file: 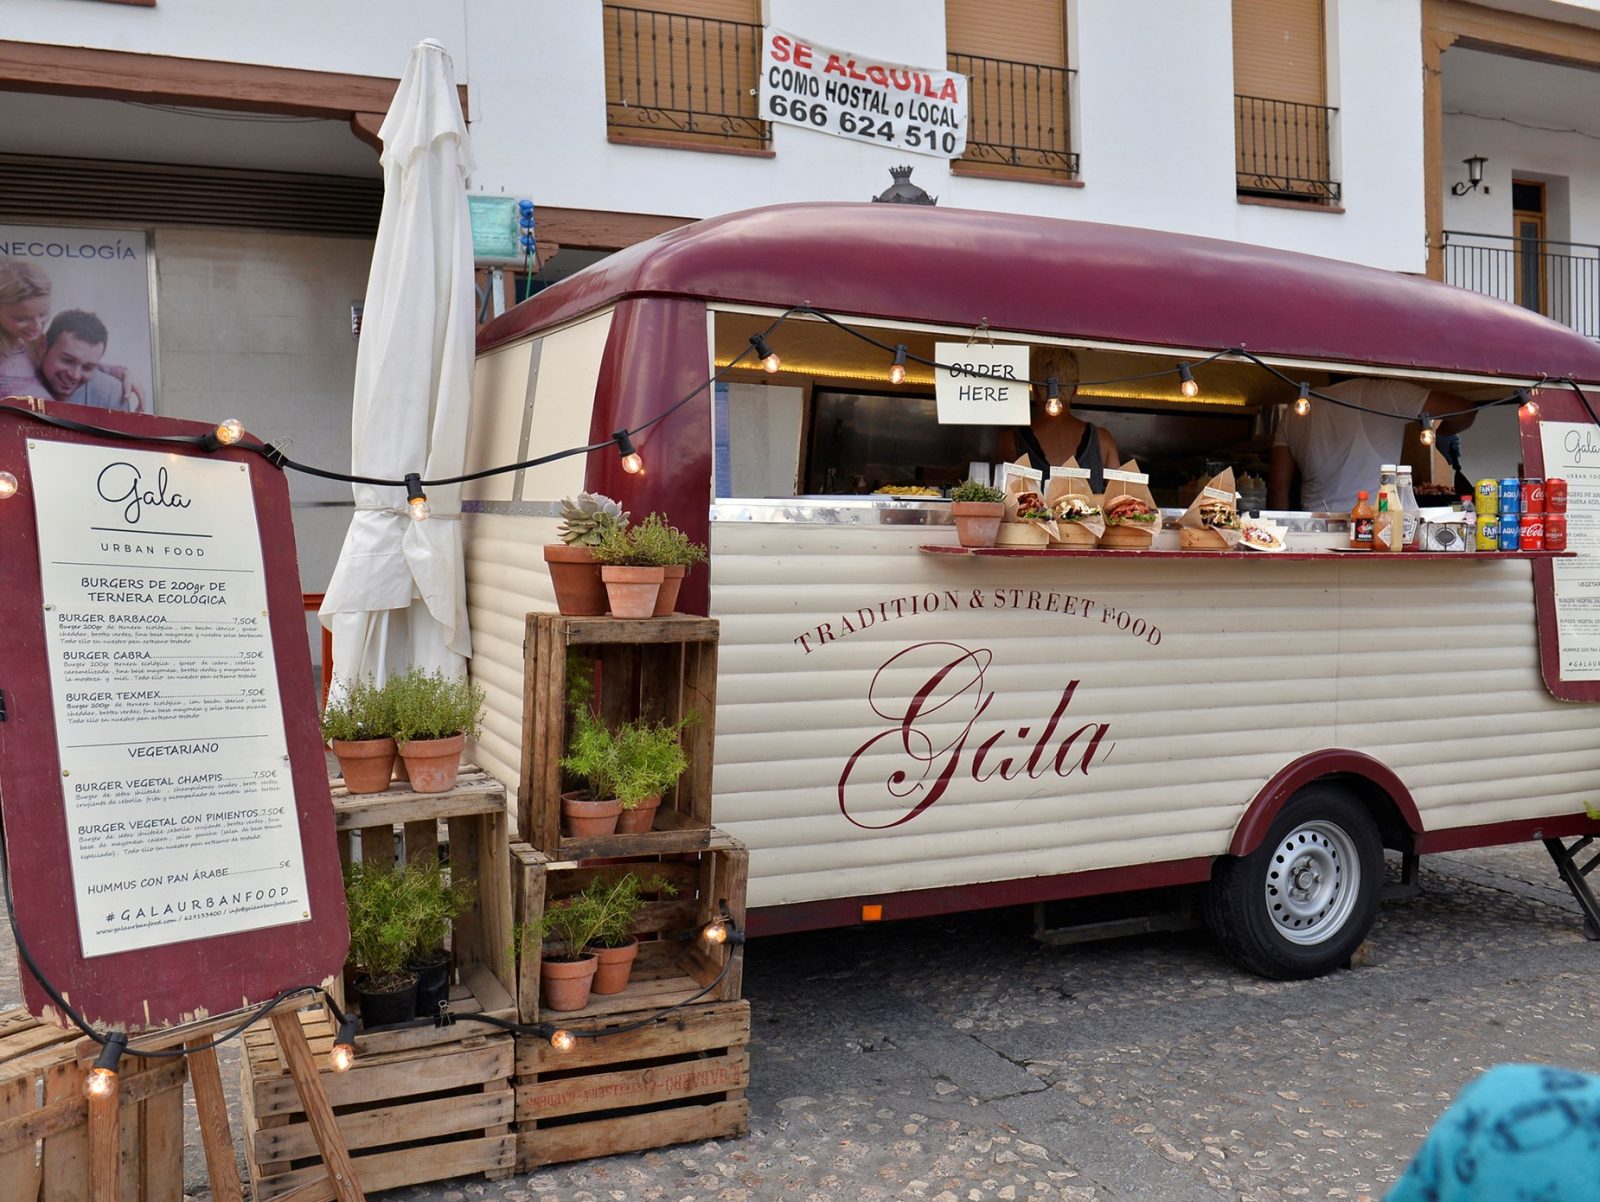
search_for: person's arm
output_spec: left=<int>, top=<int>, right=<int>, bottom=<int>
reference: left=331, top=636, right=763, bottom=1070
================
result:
left=1268, top=443, right=1297, bottom=510
left=1095, top=425, right=1120, bottom=471
left=1424, top=390, right=1475, bottom=436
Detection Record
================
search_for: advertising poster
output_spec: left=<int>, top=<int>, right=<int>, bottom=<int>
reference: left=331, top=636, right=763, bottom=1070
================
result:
left=1539, top=420, right=1600, bottom=679
left=0, top=224, right=156, bottom=413
left=26, top=438, right=311, bottom=957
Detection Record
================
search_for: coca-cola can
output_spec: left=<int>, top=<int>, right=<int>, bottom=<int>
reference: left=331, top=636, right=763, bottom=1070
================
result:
left=1521, top=478, right=1546, bottom=513
left=1518, top=511, right=1545, bottom=550
left=1546, top=513, right=1568, bottom=552
left=1547, top=477, right=1568, bottom=513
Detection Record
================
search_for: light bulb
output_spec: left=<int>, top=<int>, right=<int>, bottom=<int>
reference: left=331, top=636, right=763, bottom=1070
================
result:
left=613, top=429, right=644, bottom=474
left=751, top=334, right=780, bottom=374
left=214, top=418, right=245, bottom=445
left=1045, top=396, right=1064, bottom=417
left=1178, top=362, right=1198, bottom=398
left=408, top=496, right=431, bottom=521
left=550, top=1029, right=576, bottom=1053
left=1294, top=384, right=1311, bottom=417
left=1419, top=416, right=1437, bottom=447
left=888, top=345, right=907, bottom=385
left=1044, top=376, right=1062, bottom=417
left=84, top=1067, right=117, bottom=1099
left=701, top=917, right=729, bottom=945
left=621, top=452, right=644, bottom=474
left=330, top=1041, right=356, bottom=1072
left=0, top=470, right=16, bottom=499
left=1522, top=389, right=1540, bottom=418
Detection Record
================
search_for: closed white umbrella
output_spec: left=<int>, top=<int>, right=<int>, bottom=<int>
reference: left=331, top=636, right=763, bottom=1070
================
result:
left=320, top=39, right=475, bottom=688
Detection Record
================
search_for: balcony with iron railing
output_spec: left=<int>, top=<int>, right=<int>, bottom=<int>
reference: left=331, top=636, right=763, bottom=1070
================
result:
left=603, top=3, right=768, bottom=150
left=1234, top=94, right=1340, bottom=203
left=1443, top=230, right=1600, bottom=341
left=948, top=52, right=1079, bottom=180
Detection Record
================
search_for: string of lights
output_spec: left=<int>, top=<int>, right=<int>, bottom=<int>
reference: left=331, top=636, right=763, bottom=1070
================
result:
left=0, top=304, right=1581, bottom=511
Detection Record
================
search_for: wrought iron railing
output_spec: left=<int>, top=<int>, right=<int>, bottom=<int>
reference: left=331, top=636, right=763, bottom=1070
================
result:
left=1234, top=94, right=1339, bottom=202
left=604, top=4, right=768, bottom=147
left=1443, top=230, right=1600, bottom=341
left=948, top=52, right=1079, bottom=179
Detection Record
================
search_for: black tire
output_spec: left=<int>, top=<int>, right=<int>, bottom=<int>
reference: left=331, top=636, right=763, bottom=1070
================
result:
left=1205, top=784, right=1383, bottom=980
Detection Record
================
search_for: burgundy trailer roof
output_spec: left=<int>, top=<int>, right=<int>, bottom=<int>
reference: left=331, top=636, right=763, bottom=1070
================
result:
left=477, top=203, right=1600, bottom=382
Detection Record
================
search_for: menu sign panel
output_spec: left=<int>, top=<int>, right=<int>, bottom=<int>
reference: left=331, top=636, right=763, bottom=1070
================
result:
left=1539, top=421, right=1600, bottom=680
left=26, top=439, right=310, bottom=957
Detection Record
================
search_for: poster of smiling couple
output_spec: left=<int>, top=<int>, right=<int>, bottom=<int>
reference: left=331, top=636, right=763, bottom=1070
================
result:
left=0, top=223, right=157, bottom=414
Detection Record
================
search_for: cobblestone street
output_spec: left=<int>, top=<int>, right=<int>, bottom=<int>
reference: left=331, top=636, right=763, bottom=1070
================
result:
left=4, top=842, right=1597, bottom=1200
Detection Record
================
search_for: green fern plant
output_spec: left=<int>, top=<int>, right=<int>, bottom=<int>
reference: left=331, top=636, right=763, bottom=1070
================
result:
left=561, top=707, right=693, bottom=808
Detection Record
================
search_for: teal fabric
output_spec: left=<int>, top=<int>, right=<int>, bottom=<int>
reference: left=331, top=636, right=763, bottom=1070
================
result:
left=1384, top=1064, right=1600, bottom=1202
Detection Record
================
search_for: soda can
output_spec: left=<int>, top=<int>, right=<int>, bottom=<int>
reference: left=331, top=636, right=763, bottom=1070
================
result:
left=1475, top=479, right=1500, bottom=515
left=1475, top=515, right=1501, bottom=551
left=1499, top=478, right=1522, bottom=514
left=1546, top=513, right=1568, bottom=552
left=1521, top=478, right=1545, bottom=513
left=1518, top=511, right=1545, bottom=551
left=1498, top=521, right=1521, bottom=551
left=1547, top=478, right=1568, bottom=513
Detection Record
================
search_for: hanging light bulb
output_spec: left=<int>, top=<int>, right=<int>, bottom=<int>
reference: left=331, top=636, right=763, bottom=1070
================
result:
left=329, top=1014, right=358, bottom=1072
left=1178, top=362, right=1199, bottom=398
left=1418, top=414, right=1437, bottom=447
left=0, top=470, right=16, bottom=500
left=1044, top=376, right=1063, bottom=418
left=549, top=1028, right=576, bottom=1053
left=701, top=916, right=730, bottom=945
left=84, top=1033, right=128, bottom=1099
left=214, top=418, right=245, bottom=445
left=404, top=473, right=430, bottom=521
left=888, top=344, right=908, bottom=386
left=750, top=334, right=780, bottom=374
left=1294, top=383, right=1311, bottom=417
left=1520, top=388, right=1540, bottom=418
left=613, top=429, right=644, bottom=474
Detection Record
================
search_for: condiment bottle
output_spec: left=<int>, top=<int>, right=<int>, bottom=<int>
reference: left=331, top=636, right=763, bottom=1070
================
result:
left=1376, top=491, right=1404, bottom=552
left=1349, top=491, right=1374, bottom=550
left=1397, top=465, right=1422, bottom=550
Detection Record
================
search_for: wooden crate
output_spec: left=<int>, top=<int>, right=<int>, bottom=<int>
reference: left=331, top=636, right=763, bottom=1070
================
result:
left=522, top=613, right=719, bottom=858
left=0, top=1008, right=187, bottom=1201
left=514, top=999, right=749, bottom=1170
left=510, top=828, right=747, bottom=1024
left=240, top=1005, right=514, bottom=1198
left=331, top=768, right=515, bottom=1023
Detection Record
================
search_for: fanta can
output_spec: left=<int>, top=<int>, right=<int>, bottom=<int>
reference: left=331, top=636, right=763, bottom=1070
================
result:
left=1475, top=515, right=1501, bottom=551
left=1475, top=479, right=1500, bottom=515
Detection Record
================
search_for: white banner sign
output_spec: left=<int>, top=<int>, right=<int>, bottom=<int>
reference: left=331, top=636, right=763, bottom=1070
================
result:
left=1540, top=421, right=1600, bottom=679
left=935, top=343, right=1030, bottom=426
left=760, top=28, right=968, bottom=158
left=28, top=440, right=311, bottom=957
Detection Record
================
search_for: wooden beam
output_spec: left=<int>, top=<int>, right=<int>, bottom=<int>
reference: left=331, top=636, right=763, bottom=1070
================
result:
left=0, top=40, right=469, bottom=120
left=1422, top=0, right=1454, bottom=282
left=531, top=206, right=692, bottom=251
left=1432, top=1, right=1600, bottom=72
left=349, top=113, right=385, bottom=153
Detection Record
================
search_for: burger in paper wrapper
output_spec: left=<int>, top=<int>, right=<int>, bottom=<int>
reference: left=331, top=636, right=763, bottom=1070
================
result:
left=1178, top=468, right=1242, bottom=550
left=1098, top=461, right=1162, bottom=549
left=998, top=470, right=1055, bottom=547
left=1044, top=463, right=1103, bottom=546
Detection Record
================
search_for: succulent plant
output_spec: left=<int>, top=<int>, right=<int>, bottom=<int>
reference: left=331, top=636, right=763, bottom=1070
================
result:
left=558, top=493, right=628, bottom=546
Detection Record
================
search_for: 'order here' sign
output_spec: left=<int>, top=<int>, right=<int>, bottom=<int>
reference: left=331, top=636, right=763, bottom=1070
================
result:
left=934, top=344, right=1031, bottom=426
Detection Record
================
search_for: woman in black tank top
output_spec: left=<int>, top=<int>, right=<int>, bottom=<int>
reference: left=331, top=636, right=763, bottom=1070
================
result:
left=999, top=347, right=1119, bottom=493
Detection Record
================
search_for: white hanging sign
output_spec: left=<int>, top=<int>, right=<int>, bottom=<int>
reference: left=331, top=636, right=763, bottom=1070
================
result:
left=934, top=343, right=1030, bottom=426
left=760, top=29, right=968, bottom=159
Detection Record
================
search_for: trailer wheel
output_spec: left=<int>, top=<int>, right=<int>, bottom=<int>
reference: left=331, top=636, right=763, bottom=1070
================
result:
left=1205, top=785, right=1383, bottom=979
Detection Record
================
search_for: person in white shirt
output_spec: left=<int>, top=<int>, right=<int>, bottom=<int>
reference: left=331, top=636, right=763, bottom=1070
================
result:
left=1267, top=377, right=1476, bottom=512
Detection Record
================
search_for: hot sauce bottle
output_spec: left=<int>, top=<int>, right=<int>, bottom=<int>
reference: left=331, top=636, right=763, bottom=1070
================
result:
left=1349, top=490, right=1375, bottom=550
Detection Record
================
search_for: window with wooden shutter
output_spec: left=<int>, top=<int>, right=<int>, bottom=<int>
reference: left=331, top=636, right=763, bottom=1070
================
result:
left=946, top=0, right=1077, bottom=182
left=603, top=1, right=768, bottom=152
left=1232, top=0, right=1339, bottom=202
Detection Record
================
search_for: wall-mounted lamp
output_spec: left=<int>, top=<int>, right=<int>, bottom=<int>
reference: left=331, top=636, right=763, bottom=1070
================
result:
left=1451, top=155, right=1488, bottom=196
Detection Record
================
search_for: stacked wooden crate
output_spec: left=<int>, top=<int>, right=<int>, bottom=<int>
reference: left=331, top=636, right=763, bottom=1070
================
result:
left=512, top=614, right=750, bottom=1170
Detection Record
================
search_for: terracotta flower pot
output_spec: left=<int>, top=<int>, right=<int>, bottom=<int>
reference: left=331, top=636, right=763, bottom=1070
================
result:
left=615, top=793, right=662, bottom=834
left=544, top=543, right=607, bottom=616
left=951, top=500, right=1005, bottom=548
left=397, top=733, right=466, bottom=793
left=562, top=791, right=622, bottom=837
left=651, top=564, right=688, bottom=616
left=330, top=737, right=397, bottom=794
left=601, top=564, right=664, bottom=618
left=541, top=954, right=598, bottom=1012
left=590, top=937, right=640, bottom=995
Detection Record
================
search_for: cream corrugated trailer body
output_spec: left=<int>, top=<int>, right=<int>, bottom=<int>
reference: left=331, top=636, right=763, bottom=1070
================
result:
left=462, top=204, right=1600, bottom=979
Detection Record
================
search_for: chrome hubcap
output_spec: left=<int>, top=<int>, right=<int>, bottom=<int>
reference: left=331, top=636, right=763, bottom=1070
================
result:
left=1264, top=820, right=1360, bottom=945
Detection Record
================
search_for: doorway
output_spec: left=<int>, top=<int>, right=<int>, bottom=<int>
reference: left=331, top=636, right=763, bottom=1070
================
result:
left=1512, top=178, right=1547, bottom=315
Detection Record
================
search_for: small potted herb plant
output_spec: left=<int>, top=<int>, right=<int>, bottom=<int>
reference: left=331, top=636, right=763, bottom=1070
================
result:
left=406, top=860, right=475, bottom=1018
left=589, top=522, right=665, bottom=618
left=344, top=859, right=427, bottom=1027
left=538, top=886, right=609, bottom=1011
left=560, top=708, right=693, bottom=835
left=389, top=668, right=486, bottom=793
left=949, top=479, right=1006, bottom=548
left=582, top=871, right=676, bottom=995
left=322, top=677, right=396, bottom=794
left=628, top=512, right=707, bottom=616
left=545, top=493, right=627, bottom=615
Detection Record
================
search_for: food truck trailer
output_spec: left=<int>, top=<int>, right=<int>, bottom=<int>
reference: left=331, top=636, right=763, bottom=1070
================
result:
left=463, top=203, right=1600, bottom=979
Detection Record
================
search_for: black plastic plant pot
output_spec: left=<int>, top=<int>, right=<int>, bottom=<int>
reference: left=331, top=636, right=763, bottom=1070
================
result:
left=410, top=953, right=451, bottom=1018
left=355, top=974, right=419, bottom=1029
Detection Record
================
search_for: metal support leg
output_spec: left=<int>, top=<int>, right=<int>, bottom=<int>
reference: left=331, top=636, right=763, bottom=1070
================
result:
left=1544, top=836, right=1600, bottom=941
